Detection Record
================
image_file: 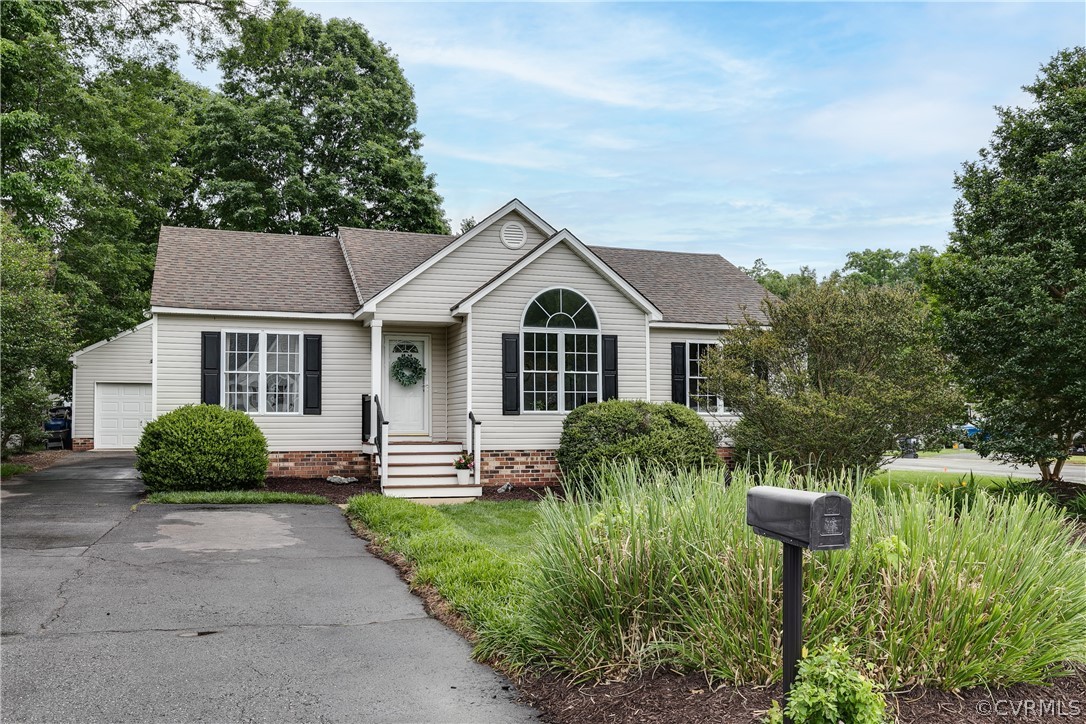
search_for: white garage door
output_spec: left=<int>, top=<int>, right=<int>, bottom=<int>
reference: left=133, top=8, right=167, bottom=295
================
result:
left=96, top=383, right=153, bottom=449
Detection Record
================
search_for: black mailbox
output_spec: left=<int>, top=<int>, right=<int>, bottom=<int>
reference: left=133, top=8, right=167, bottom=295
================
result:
left=746, top=486, right=851, bottom=551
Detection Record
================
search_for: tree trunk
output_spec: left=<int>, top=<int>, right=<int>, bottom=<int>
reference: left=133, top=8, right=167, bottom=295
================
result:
left=1038, top=459, right=1053, bottom=482
left=1052, top=457, right=1066, bottom=482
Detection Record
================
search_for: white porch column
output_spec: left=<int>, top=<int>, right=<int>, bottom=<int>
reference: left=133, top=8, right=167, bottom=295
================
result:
left=370, top=319, right=383, bottom=432
left=465, top=312, right=473, bottom=447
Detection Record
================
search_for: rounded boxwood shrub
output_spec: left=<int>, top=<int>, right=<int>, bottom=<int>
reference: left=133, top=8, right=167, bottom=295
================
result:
left=135, top=404, right=269, bottom=492
left=557, top=400, right=718, bottom=483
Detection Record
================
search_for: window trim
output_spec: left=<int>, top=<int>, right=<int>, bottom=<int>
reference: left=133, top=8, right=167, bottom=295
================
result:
left=220, top=329, right=305, bottom=416
left=684, top=340, right=725, bottom=414
left=520, top=287, right=602, bottom=414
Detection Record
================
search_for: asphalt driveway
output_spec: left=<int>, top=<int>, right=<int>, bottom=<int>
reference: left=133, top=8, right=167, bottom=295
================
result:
left=1, top=453, right=536, bottom=723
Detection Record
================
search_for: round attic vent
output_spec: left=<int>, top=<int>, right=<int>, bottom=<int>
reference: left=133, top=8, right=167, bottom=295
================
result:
left=500, top=221, right=527, bottom=249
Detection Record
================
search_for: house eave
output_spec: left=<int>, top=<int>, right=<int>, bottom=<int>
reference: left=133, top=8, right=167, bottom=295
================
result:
left=150, top=306, right=356, bottom=320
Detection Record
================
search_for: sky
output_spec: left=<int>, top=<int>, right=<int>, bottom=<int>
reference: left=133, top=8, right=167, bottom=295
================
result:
left=178, top=1, right=1085, bottom=274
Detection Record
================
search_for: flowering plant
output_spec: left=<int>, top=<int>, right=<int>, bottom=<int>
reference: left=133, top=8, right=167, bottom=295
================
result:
left=454, top=452, right=474, bottom=471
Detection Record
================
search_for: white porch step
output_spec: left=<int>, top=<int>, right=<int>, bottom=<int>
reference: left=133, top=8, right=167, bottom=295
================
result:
left=383, top=485, right=482, bottom=499
left=388, top=463, right=458, bottom=476
left=379, top=440, right=478, bottom=498
left=386, top=453, right=460, bottom=465
left=387, top=442, right=462, bottom=455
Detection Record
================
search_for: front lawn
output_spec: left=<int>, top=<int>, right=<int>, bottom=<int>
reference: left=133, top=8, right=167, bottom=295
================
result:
left=145, top=490, right=330, bottom=505
left=437, top=500, right=540, bottom=558
left=347, top=464, right=1086, bottom=694
left=1, top=462, right=32, bottom=479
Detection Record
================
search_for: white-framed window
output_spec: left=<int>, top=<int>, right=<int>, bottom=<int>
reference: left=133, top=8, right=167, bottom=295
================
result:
left=223, top=331, right=302, bottom=415
left=522, top=288, right=600, bottom=413
left=686, top=341, right=723, bottom=413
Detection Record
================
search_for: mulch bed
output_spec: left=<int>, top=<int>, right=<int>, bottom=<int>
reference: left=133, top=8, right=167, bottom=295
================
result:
left=258, top=479, right=562, bottom=504
left=260, top=476, right=378, bottom=504
left=515, top=667, right=1086, bottom=723
left=482, top=485, right=562, bottom=502
left=4, top=449, right=72, bottom=473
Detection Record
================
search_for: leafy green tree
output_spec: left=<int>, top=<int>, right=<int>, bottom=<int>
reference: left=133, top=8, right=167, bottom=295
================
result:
left=842, top=246, right=939, bottom=288
left=1, top=0, right=213, bottom=346
left=1, top=216, right=74, bottom=451
left=181, top=5, right=449, bottom=235
left=740, top=259, right=818, bottom=299
left=928, top=48, right=1086, bottom=482
left=704, top=282, right=964, bottom=474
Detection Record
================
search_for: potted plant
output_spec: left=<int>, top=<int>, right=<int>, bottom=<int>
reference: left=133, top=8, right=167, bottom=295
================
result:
left=453, top=452, right=474, bottom=485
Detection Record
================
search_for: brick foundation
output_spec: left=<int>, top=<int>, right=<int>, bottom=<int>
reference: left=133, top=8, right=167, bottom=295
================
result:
left=267, top=451, right=373, bottom=482
left=716, top=447, right=734, bottom=468
left=480, top=449, right=562, bottom=487
left=72, top=438, right=94, bottom=452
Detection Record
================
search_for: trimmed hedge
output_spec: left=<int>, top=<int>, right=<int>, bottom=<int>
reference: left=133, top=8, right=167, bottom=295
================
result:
left=135, top=404, right=268, bottom=492
left=556, top=400, right=718, bottom=484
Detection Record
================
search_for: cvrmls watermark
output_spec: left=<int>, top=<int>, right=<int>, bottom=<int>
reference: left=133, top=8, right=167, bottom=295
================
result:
left=975, top=699, right=1081, bottom=717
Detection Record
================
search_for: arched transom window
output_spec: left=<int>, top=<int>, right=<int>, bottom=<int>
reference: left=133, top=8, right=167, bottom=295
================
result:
left=522, top=288, right=600, bottom=412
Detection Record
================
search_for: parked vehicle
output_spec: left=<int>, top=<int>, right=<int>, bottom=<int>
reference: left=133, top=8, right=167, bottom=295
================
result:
left=43, top=405, right=72, bottom=450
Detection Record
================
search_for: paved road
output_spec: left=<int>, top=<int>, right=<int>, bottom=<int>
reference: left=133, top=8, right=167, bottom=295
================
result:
left=1, top=453, right=536, bottom=724
left=884, top=450, right=1085, bottom=484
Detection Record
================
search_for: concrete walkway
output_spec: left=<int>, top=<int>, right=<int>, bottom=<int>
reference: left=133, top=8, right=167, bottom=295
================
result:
left=1, top=453, right=536, bottom=723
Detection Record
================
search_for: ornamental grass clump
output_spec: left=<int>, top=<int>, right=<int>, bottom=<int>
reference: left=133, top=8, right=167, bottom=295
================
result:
left=495, top=463, right=1086, bottom=690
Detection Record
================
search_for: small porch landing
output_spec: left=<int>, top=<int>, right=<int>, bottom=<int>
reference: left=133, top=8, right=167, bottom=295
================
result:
left=381, top=441, right=481, bottom=499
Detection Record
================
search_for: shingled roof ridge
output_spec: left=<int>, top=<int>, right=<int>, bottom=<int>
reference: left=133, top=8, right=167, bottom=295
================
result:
left=589, top=244, right=728, bottom=259
left=337, top=226, right=457, bottom=240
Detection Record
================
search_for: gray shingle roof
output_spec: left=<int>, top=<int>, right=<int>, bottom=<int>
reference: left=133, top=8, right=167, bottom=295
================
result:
left=151, top=225, right=770, bottom=324
left=337, top=227, right=456, bottom=301
left=151, top=227, right=360, bottom=314
left=589, top=246, right=771, bottom=324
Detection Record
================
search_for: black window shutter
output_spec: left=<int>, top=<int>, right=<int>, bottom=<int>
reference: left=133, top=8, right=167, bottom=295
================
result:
left=502, top=333, right=520, bottom=415
left=303, top=334, right=322, bottom=415
left=602, top=335, right=618, bottom=401
left=671, top=342, right=687, bottom=404
left=201, top=332, right=221, bottom=405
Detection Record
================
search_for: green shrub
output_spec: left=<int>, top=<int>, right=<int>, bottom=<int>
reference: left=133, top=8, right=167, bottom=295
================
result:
left=494, top=464, right=1086, bottom=689
left=556, top=400, right=717, bottom=484
left=764, top=640, right=887, bottom=724
left=135, top=404, right=268, bottom=492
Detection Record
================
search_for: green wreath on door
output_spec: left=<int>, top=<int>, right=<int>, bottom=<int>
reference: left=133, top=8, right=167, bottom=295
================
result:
left=390, top=354, right=426, bottom=387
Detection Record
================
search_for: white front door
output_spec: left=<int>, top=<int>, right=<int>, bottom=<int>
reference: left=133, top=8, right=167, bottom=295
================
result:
left=384, top=336, right=430, bottom=436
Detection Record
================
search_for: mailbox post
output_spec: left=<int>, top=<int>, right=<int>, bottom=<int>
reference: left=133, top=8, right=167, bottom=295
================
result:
left=746, top=487, right=852, bottom=724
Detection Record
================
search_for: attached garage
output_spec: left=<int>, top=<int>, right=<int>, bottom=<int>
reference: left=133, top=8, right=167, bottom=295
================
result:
left=94, top=383, right=153, bottom=449
left=70, top=321, right=154, bottom=451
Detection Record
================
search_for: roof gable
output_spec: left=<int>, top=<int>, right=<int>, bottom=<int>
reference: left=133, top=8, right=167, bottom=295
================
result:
left=453, top=230, right=663, bottom=320
left=353, top=199, right=556, bottom=310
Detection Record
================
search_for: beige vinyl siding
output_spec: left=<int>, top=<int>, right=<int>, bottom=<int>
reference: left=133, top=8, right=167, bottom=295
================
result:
left=382, top=326, right=448, bottom=441
left=155, top=314, right=369, bottom=452
left=71, top=324, right=153, bottom=439
left=446, top=318, right=468, bottom=445
left=471, top=242, right=649, bottom=450
left=649, top=327, right=737, bottom=429
left=377, top=212, right=547, bottom=319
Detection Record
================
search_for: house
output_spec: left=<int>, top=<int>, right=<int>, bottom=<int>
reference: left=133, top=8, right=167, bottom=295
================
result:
left=69, top=199, right=770, bottom=497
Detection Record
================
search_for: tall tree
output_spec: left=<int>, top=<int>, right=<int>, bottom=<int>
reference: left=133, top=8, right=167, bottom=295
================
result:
left=704, top=282, right=964, bottom=474
left=740, top=259, right=817, bottom=299
left=1, top=216, right=74, bottom=450
left=181, top=6, right=449, bottom=235
left=842, top=246, right=939, bottom=288
left=1, top=0, right=223, bottom=345
left=928, top=48, right=1086, bottom=482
